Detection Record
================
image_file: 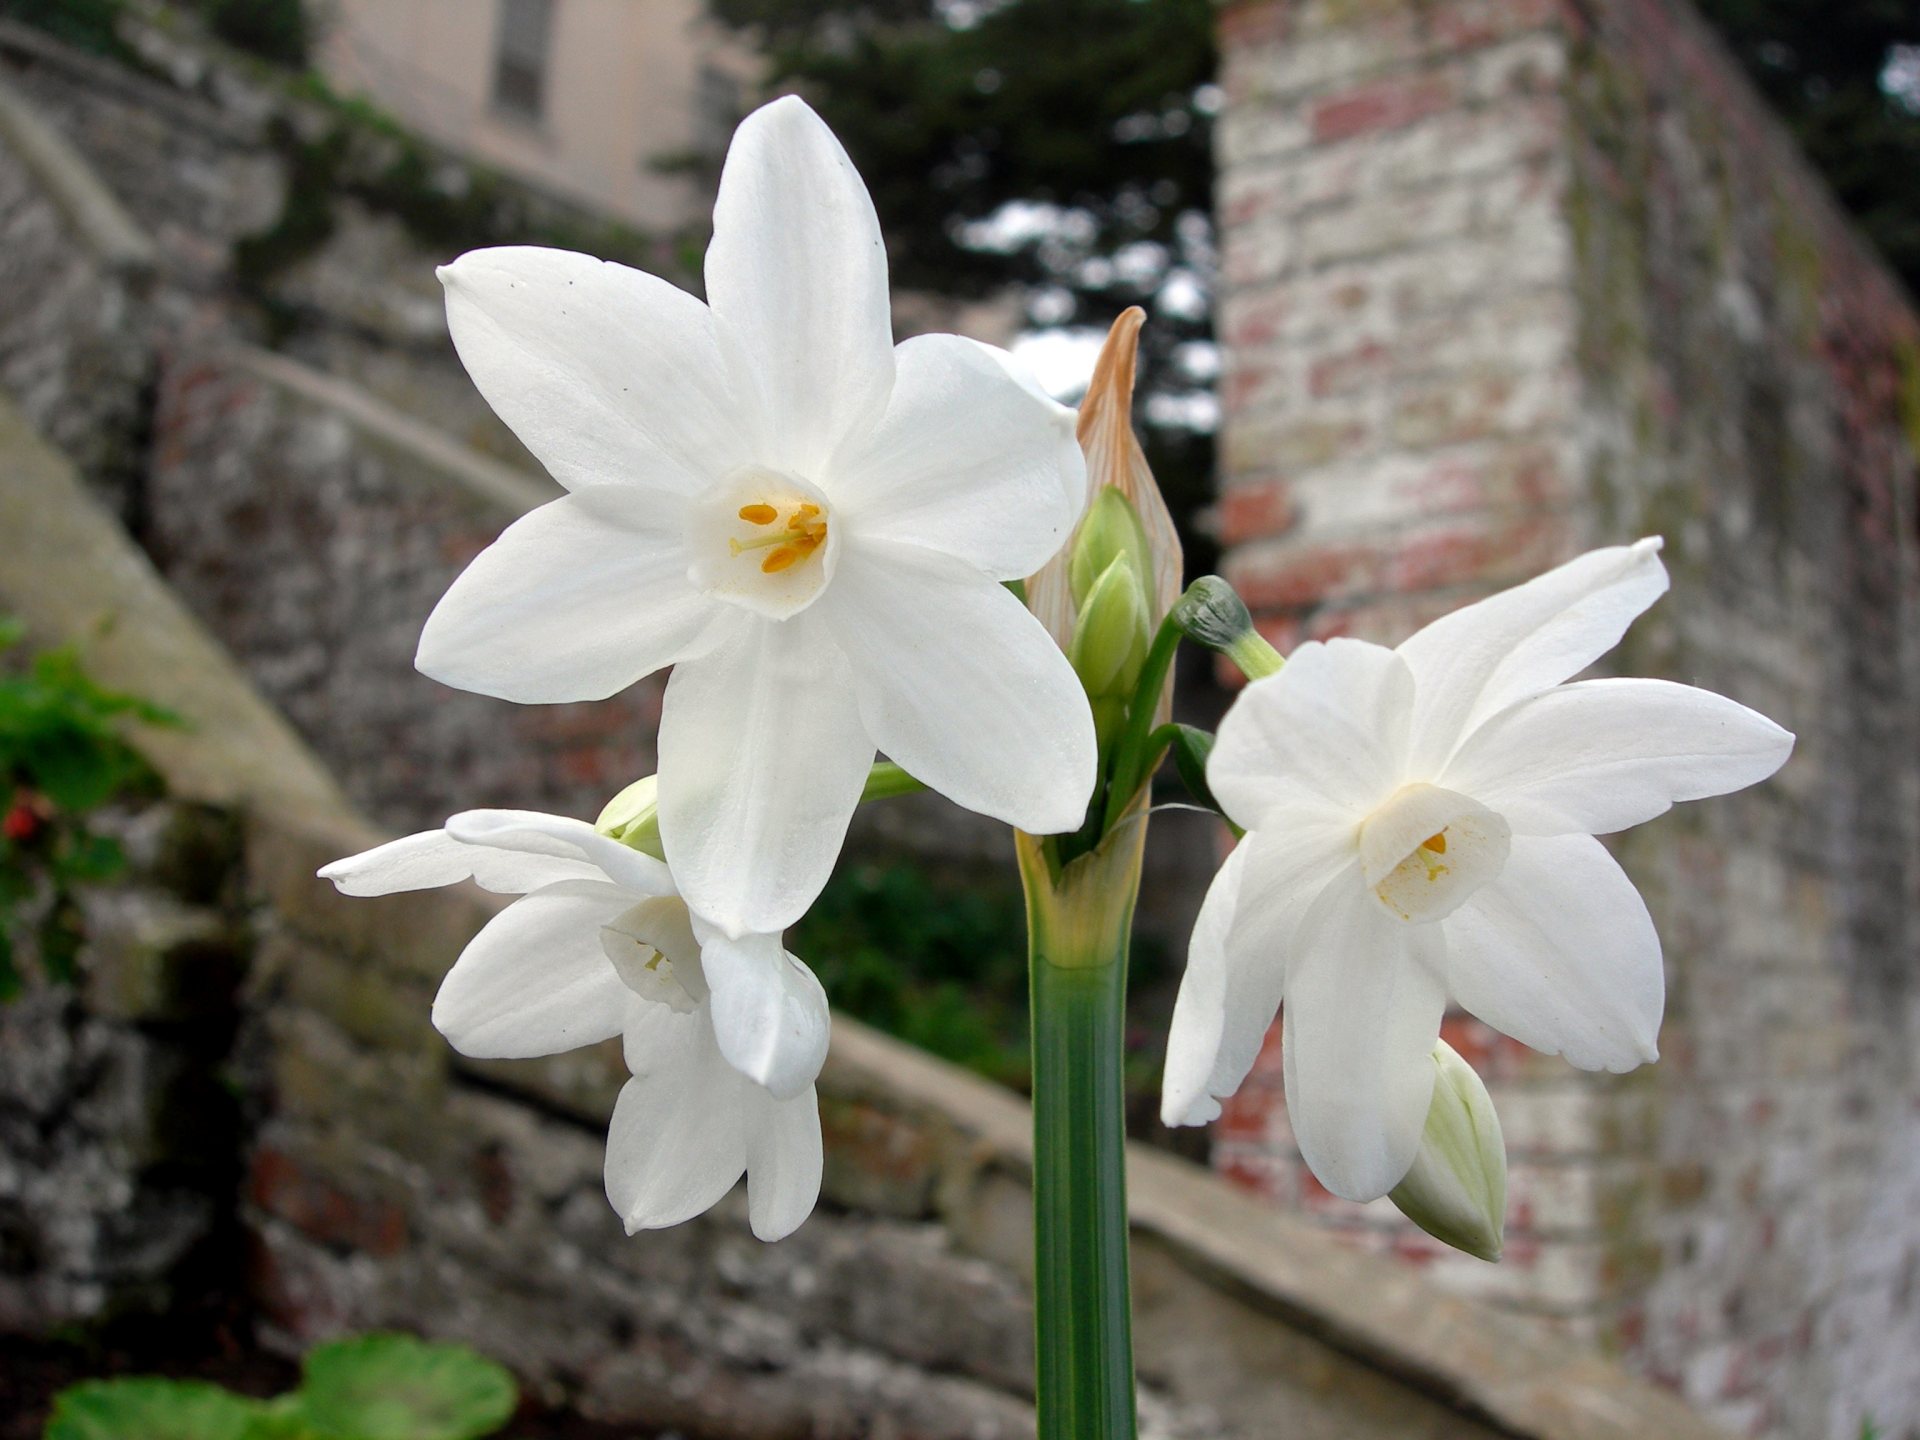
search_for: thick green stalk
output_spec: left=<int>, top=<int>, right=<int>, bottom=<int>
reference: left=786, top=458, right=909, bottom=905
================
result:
left=1017, top=819, right=1145, bottom=1440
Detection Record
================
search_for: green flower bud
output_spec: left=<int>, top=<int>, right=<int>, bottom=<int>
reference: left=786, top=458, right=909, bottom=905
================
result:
left=1069, top=488, right=1154, bottom=613
left=595, top=775, right=664, bottom=858
left=1389, top=1040, right=1507, bottom=1262
left=1170, top=576, right=1283, bottom=680
left=1068, top=552, right=1151, bottom=702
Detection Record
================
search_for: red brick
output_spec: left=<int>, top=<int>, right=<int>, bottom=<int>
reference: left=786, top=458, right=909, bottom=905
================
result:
left=1307, top=339, right=1391, bottom=397
left=1216, top=0, right=1287, bottom=49
left=1217, top=479, right=1298, bottom=545
left=249, top=1146, right=409, bottom=1257
left=1310, top=76, right=1454, bottom=144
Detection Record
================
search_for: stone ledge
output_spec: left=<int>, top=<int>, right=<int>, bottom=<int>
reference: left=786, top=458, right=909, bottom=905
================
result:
left=227, top=345, right=557, bottom=520
left=0, top=69, right=155, bottom=274
left=0, top=393, right=348, bottom=819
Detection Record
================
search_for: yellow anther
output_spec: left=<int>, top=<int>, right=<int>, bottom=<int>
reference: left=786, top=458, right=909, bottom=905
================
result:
left=794, top=502, right=821, bottom=519
left=738, top=503, right=779, bottom=525
left=1422, top=832, right=1447, bottom=855
left=761, top=545, right=802, bottom=574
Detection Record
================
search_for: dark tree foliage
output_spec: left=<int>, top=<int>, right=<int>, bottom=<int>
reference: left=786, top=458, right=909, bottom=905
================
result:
left=710, top=0, right=1221, bottom=565
left=201, top=0, right=309, bottom=69
left=1692, top=0, right=1920, bottom=293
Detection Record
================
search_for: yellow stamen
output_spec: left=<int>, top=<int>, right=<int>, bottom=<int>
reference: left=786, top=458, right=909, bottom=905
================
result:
left=761, top=545, right=802, bottom=574
left=1422, top=831, right=1447, bottom=855
left=738, top=503, right=779, bottom=525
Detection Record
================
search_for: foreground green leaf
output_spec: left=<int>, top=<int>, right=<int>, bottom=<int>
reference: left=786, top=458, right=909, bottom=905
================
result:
left=294, top=1333, right=516, bottom=1440
left=43, top=1378, right=268, bottom=1440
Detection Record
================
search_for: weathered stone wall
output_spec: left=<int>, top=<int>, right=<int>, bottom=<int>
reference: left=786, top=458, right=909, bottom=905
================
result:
left=1212, top=1, right=1920, bottom=1437
left=0, top=800, right=248, bottom=1333
left=0, top=66, right=157, bottom=520
left=145, top=343, right=664, bottom=835
left=2, top=389, right=1733, bottom=1440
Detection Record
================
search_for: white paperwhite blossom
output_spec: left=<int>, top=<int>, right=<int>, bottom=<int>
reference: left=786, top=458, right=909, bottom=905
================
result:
left=416, top=96, right=1094, bottom=937
left=319, top=810, right=824, bottom=1240
left=1162, top=540, right=1794, bottom=1201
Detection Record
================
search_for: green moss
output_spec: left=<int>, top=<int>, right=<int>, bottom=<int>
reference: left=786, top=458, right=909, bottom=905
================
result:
left=232, top=75, right=683, bottom=314
left=1771, top=194, right=1826, bottom=349
left=232, top=119, right=345, bottom=300
left=1894, top=336, right=1920, bottom=460
left=0, top=0, right=132, bottom=62
left=198, top=0, right=306, bottom=68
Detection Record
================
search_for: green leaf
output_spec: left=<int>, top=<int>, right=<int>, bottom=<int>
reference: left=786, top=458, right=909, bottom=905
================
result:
left=293, top=1334, right=516, bottom=1440
left=44, top=1378, right=268, bottom=1440
left=1166, top=724, right=1220, bottom=816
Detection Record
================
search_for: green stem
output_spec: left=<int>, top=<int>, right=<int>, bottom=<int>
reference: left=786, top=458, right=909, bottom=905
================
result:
left=1017, top=825, right=1142, bottom=1440
left=612, top=761, right=924, bottom=859
left=859, top=760, right=925, bottom=802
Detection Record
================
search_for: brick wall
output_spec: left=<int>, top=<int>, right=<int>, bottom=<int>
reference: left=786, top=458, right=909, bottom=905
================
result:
left=1212, top=2, right=1920, bottom=1437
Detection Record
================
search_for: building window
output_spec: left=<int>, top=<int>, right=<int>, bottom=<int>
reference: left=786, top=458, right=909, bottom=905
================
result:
left=492, top=0, right=553, bottom=122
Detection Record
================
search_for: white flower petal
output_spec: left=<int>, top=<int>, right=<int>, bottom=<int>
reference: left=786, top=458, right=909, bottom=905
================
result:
left=693, top=928, right=832, bottom=1101
left=444, top=809, right=676, bottom=897
left=416, top=491, right=732, bottom=704
left=1161, top=822, right=1352, bottom=1127
left=705, top=96, right=894, bottom=477
left=1161, top=844, right=1249, bottom=1128
left=745, top=1086, right=825, bottom=1241
left=1209, top=639, right=1413, bottom=827
left=606, top=1007, right=752, bottom=1233
left=819, top=539, right=1096, bottom=835
left=1398, top=538, right=1668, bottom=774
left=318, top=828, right=594, bottom=897
left=1281, top=870, right=1446, bottom=1202
left=657, top=617, right=874, bottom=934
left=829, top=334, right=1082, bottom=578
left=439, top=246, right=748, bottom=491
left=431, top=880, right=632, bottom=1058
left=1441, top=679, right=1794, bottom=835
left=1440, top=834, right=1663, bottom=1072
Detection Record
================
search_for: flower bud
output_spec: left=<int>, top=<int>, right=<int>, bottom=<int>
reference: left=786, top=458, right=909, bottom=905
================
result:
left=1068, top=553, right=1151, bottom=700
left=595, top=775, right=664, bottom=858
left=1388, top=1040, right=1507, bottom=1262
left=1069, top=488, right=1154, bottom=614
left=1170, top=576, right=1283, bottom=681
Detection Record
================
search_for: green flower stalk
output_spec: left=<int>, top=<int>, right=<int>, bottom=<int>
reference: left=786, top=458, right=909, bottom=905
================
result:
left=1017, top=308, right=1182, bottom=1440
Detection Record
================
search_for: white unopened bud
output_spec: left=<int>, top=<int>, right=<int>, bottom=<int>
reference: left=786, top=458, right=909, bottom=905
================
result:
left=1388, top=1040, right=1507, bottom=1262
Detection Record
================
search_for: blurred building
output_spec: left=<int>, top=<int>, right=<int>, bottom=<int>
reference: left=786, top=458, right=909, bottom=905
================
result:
left=313, top=0, right=754, bottom=229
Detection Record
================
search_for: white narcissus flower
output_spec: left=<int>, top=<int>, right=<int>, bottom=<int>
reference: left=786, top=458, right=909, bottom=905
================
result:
left=319, top=810, right=825, bottom=1241
left=1161, top=540, right=1794, bottom=1202
left=416, top=96, right=1094, bottom=937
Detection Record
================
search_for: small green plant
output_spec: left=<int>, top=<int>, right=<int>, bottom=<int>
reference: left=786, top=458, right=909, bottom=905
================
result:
left=44, top=1333, right=517, bottom=1440
left=0, top=620, right=174, bottom=998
